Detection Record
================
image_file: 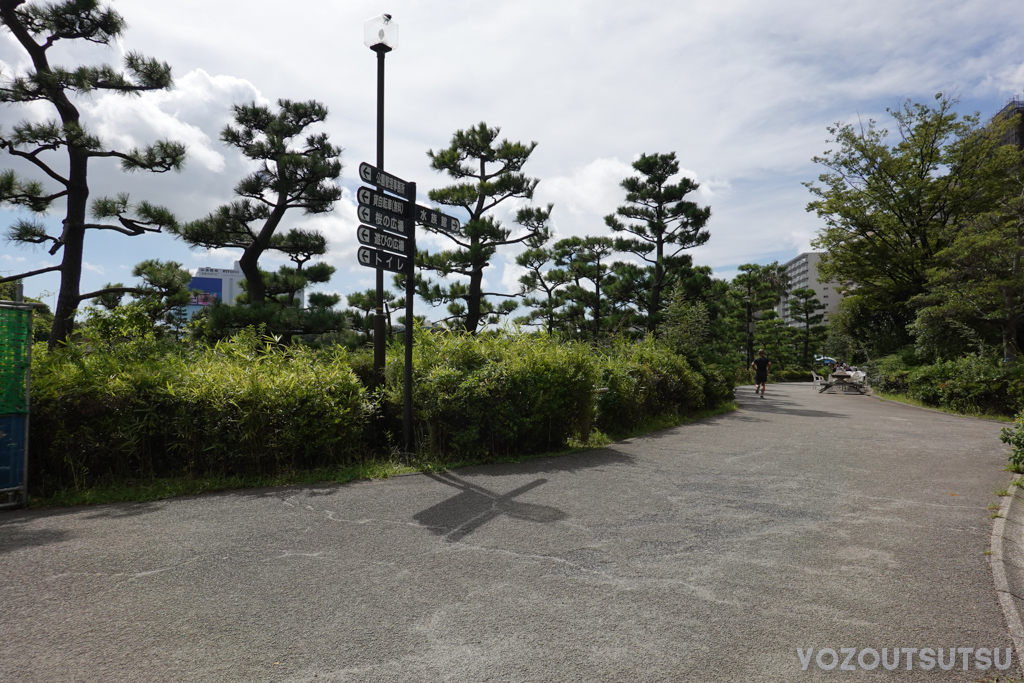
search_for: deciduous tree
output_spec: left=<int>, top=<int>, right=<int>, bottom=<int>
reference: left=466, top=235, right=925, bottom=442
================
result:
left=805, top=94, right=1011, bottom=354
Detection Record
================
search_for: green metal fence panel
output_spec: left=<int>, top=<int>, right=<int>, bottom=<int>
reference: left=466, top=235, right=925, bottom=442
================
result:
left=0, top=306, right=31, bottom=415
left=1, top=304, right=31, bottom=505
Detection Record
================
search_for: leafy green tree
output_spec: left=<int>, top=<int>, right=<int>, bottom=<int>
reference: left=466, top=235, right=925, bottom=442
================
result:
left=675, top=265, right=737, bottom=365
left=789, top=287, right=827, bottom=366
left=660, top=283, right=710, bottom=359
left=0, top=280, right=18, bottom=300
left=605, top=152, right=711, bottom=332
left=415, top=123, right=551, bottom=333
left=0, top=0, right=186, bottom=348
left=346, top=288, right=398, bottom=338
left=805, top=94, right=1013, bottom=354
left=603, top=261, right=649, bottom=335
left=553, top=236, right=615, bottom=340
left=91, top=259, right=192, bottom=326
left=914, top=134, right=1024, bottom=361
left=515, top=246, right=568, bottom=335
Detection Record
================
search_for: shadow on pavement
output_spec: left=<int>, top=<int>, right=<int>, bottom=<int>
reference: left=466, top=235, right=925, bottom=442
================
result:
left=0, top=515, right=73, bottom=555
left=736, top=390, right=851, bottom=419
left=414, top=471, right=567, bottom=543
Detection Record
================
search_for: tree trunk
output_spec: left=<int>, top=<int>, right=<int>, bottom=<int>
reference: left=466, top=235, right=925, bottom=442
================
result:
left=48, top=148, right=90, bottom=349
left=465, top=266, right=484, bottom=334
left=649, top=238, right=665, bottom=332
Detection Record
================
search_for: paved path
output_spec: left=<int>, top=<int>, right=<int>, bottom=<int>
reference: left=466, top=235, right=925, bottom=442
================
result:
left=0, top=384, right=1016, bottom=682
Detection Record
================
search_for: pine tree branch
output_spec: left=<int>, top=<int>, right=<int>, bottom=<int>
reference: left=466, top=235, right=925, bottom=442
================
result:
left=78, top=285, right=147, bottom=301
left=0, top=264, right=62, bottom=283
left=82, top=220, right=162, bottom=236
left=3, top=141, right=69, bottom=185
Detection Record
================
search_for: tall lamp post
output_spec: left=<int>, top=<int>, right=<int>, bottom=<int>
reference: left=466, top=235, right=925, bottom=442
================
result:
left=364, top=14, right=399, bottom=388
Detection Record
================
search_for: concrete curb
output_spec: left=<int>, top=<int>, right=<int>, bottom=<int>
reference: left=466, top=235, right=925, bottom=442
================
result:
left=991, top=477, right=1024, bottom=677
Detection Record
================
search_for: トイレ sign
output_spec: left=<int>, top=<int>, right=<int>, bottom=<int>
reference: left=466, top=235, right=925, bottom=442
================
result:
left=357, top=246, right=410, bottom=274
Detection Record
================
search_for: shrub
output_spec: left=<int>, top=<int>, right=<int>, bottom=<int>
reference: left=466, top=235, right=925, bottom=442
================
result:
left=1003, top=410, right=1024, bottom=472
left=773, top=369, right=813, bottom=382
left=381, top=330, right=596, bottom=458
left=594, top=337, right=709, bottom=435
left=866, top=353, right=1024, bottom=416
left=30, top=329, right=369, bottom=495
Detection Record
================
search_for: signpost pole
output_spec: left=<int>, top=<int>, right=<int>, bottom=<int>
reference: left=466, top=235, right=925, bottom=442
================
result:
left=372, top=42, right=391, bottom=391
left=404, top=182, right=416, bottom=453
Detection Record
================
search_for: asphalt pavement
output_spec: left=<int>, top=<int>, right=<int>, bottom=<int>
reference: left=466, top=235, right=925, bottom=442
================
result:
left=0, top=383, right=1017, bottom=682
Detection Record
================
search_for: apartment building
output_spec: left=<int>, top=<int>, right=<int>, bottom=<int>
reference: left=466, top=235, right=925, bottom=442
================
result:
left=776, top=252, right=843, bottom=325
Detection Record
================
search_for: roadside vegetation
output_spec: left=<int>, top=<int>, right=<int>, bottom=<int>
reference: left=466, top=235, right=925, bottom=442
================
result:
left=26, top=319, right=735, bottom=505
left=2, top=3, right=1023, bottom=504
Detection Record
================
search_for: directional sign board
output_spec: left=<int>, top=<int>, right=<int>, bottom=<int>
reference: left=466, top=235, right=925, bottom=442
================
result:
left=358, top=162, right=414, bottom=201
left=357, top=186, right=410, bottom=218
left=358, top=205, right=409, bottom=236
left=357, top=225, right=412, bottom=256
left=415, top=205, right=461, bottom=232
left=357, top=246, right=411, bottom=274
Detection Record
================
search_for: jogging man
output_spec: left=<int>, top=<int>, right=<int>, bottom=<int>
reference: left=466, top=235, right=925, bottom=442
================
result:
left=750, top=349, right=771, bottom=399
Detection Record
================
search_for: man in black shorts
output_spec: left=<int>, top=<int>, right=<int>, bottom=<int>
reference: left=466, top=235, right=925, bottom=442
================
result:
left=750, top=348, right=771, bottom=399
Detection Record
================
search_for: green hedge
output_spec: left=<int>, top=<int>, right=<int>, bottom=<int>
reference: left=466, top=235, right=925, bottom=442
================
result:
left=866, top=354, right=1024, bottom=416
left=378, top=332, right=730, bottom=457
left=30, top=331, right=369, bottom=494
left=594, top=337, right=708, bottom=434
left=381, top=331, right=596, bottom=457
left=29, top=329, right=733, bottom=495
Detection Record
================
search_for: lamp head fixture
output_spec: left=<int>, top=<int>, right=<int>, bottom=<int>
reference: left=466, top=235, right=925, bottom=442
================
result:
left=364, top=13, right=398, bottom=51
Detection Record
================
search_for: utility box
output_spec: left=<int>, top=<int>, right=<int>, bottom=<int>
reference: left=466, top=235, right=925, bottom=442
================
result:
left=0, top=300, right=32, bottom=509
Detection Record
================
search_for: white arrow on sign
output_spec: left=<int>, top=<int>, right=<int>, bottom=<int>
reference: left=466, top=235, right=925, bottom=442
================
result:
left=359, top=247, right=371, bottom=265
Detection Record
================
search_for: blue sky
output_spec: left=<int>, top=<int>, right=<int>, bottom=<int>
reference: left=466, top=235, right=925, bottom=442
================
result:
left=3, top=0, right=1024, bottom=317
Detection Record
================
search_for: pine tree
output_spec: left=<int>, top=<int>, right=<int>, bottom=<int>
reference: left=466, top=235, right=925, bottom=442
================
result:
left=170, top=100, right=344, bottom=338
left=415, top=122, right=551, bottom=333
left=789, top=287, right=827, bottom=367
left=514, top=246, right=568, bottom=335
left=0, top=0, right=186, bottom=348
left=553, top=236, right=615, bottom=340
left=605, top=152, right=711, bottom=332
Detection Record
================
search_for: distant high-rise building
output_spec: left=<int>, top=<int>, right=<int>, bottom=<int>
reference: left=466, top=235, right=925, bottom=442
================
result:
left=995, top=97, right=1024, bottom=149
left=186, top=263, right=246, bottom=318
left=776, top=252, right=843, bottom=326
